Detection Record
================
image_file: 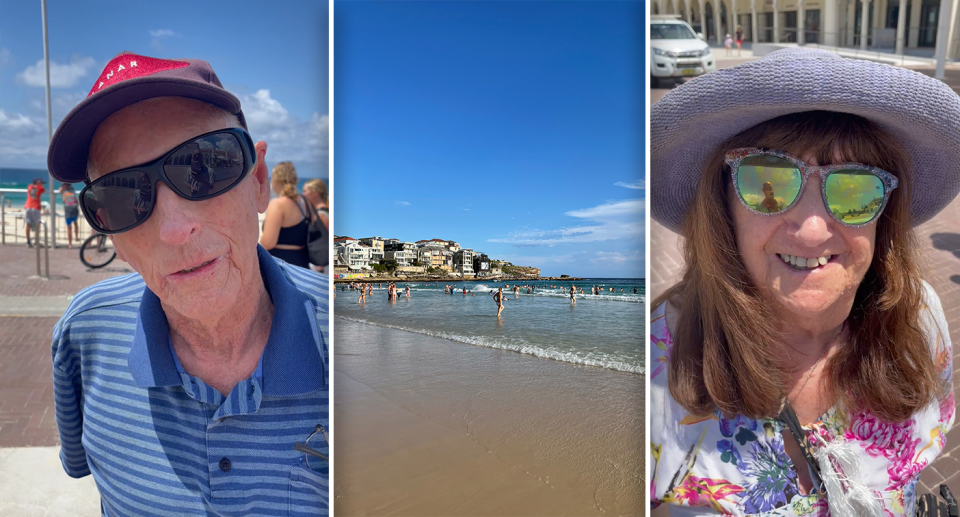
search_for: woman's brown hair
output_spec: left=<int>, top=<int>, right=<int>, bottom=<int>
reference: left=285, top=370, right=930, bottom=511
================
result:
left=272, top=161, right=299, bottom=200
left=655, top=110, right=940, bottom=422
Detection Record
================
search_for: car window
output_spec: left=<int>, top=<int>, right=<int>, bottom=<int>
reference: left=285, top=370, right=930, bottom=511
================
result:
left=651, top=23, right=696, bottom=40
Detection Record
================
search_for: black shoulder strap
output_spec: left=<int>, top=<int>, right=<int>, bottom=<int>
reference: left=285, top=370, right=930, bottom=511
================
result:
left=299, top=195, right=314, bottom=222
left=778, top=401, right=827, bottom=497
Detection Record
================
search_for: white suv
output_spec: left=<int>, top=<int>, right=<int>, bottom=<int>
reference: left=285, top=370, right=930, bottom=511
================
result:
left=650, top=17, right=716, bottom=87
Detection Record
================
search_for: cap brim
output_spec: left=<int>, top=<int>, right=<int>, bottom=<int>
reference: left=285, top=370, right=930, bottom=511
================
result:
left=47, top=75, right=244, bottom=183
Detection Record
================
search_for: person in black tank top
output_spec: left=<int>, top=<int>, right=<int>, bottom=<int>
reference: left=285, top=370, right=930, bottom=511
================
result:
left=259, top=162, right=311, bottom=268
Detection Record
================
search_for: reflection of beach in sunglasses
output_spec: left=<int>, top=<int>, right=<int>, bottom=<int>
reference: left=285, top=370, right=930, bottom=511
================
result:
left=79, top=128, right=255, bottom=234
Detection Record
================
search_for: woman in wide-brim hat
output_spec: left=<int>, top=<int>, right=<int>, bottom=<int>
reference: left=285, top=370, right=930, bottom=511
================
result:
left=649, top=48, right=957, bottom=516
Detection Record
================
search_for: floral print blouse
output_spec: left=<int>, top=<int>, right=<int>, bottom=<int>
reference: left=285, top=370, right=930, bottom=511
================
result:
left=649, top=281, right=955, bottom=516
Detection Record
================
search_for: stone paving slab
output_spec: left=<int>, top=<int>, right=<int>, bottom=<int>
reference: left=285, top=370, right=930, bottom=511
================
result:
left=0, top=244, right=133, bottom=297
left=0, top=446, right=100, bottom=516
left=0, top=296, right=71, bottom=317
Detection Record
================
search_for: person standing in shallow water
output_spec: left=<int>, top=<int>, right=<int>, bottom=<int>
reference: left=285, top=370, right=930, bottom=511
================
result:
left=492, top=287, right=505, bottom=318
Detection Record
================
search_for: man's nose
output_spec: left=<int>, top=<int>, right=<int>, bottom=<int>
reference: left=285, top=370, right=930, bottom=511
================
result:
left=783, top=176, right=833, bottom=247
left=152, top=183, right=201, bottom=244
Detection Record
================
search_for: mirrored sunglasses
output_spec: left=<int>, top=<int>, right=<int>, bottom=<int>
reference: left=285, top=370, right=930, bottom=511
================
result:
left=725, top=148, right=899, bottom=227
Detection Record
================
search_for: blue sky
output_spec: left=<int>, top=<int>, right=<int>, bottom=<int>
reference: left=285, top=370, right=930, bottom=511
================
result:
left=0, top=0, right=328, bottom=178
left=335, top=0, right=644, bottom=278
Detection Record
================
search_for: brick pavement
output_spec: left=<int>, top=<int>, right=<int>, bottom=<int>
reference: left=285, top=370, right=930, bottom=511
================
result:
left=0, top=244, right=131, bottom=449
left=650, top=55, right=960, bottom=496
left=0, top=317, right=61, bottom=447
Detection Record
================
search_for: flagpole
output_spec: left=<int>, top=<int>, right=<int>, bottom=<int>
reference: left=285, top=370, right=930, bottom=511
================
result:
left=41, top=0, right=57, bottom=248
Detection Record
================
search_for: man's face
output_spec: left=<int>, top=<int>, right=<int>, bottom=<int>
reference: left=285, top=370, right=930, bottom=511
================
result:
left=88, top=97, right=270, bottom=320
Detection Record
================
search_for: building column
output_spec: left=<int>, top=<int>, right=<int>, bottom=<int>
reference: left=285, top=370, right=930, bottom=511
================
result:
left=823, top=0, right=839, bottom=45
left=908, top=0, right=921, bottom=47
left=846, top=0, right=858, bottom=45
left=774, top=0, right=781, bottom=42
left=895, top=0, right=908, bottom=52
left=700, top=0, right=708, bottom=39
left=799, top=0, right=807, bottom=43
left=731, top=0, right=738, bottom=37
left=934, top=0, right=955, bottom=76
left=752, top=0, right=759, bottom=41
left=715, top=0, right=725, bottom=42
left=860, top=0, right=871, bottom=48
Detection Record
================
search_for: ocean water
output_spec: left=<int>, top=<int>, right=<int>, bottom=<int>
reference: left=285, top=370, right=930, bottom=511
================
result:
left=0, top=168, right=74, bottom=209
left=0, top=167, right=327, bottom=209
left=335, top=278, right=645, bottom=374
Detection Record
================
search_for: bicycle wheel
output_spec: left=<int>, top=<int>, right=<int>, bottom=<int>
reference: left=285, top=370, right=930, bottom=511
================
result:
left=80, top=234, right=116, bottom=269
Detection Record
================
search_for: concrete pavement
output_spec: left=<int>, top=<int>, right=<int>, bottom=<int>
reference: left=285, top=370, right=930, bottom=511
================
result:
left=0, top=244, right=131, bottom=515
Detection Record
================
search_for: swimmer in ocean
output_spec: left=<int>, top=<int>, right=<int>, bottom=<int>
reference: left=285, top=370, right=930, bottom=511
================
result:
left=570, top=285, right=576, bottom=304
left=358, top=287, right=366, bottom=304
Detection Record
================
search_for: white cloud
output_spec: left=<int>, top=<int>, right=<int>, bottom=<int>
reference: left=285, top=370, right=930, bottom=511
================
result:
left=614, top=180, right=644, bottom=190
left=0, top=109, right=49, bottom=165
left=149, top=29, right=178, bottom=38
left=0, top=91, right=90, bottom=167
left=150, top=29, right=179, bottom=50
left=396, top=201, right=411, bottom=206
left=16, top=56, right=97, bottom=88
left=241, top=89, right=328, bottom=177
left=488, top=199, right=644, bottom=245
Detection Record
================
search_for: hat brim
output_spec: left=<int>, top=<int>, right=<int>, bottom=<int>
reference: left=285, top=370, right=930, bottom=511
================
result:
left=651, top=49, right=960, bottom=232
left=47, top=76, right=243, bottom=183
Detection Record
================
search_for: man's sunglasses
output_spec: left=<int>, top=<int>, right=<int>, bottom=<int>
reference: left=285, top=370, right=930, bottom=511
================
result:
left=79, top=128, right=256, bottom=234
left=725, top=148, right=899, bottom=227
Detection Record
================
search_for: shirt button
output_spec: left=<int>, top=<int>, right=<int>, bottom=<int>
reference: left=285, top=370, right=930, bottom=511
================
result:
left=219, top=458, right=231, bottom=472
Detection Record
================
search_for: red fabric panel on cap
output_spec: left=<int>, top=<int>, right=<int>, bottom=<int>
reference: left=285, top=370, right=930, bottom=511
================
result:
left=87, top=54, right=189, bottom=97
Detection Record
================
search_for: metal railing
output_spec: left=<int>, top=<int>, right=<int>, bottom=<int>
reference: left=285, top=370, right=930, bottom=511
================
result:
left=2, top=189, right=95, bottom=247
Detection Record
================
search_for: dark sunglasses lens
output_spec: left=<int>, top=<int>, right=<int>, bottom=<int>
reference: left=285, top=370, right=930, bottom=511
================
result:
left=825, top=169, right=885, bottom=225
left=163, top=132, right=247, bottom=198
left=82, top=170, right=153, bottom=232
left=736, top=155, right=802, bottom=214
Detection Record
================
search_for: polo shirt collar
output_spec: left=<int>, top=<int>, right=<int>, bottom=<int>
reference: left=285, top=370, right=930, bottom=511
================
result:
left=128, top=245, right=324, bottom=396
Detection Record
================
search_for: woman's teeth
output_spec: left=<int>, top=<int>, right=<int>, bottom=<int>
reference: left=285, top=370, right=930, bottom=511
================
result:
left=778, top=254, right=833, bottom=270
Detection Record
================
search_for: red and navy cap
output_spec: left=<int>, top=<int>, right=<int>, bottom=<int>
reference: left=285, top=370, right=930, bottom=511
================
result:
left=47, top=51, right=247, bottom=183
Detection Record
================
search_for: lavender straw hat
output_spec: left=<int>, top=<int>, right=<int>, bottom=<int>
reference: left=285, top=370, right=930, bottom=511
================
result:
left=651, top=48, right=960, bottom=233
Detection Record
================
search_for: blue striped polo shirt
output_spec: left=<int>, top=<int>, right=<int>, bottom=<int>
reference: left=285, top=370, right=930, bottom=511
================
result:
left=52, top=245, right=329, bottom=516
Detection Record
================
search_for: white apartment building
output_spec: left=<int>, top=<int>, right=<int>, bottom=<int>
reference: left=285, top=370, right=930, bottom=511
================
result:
left=335, top=241, right=371, bottom=270
left=359, top=236, right=384, bottom=263
left=454, top=248, right=475, bottom=276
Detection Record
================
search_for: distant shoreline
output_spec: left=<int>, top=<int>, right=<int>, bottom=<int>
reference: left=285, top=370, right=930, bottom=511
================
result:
left=334, top=275, right=589, bottom=283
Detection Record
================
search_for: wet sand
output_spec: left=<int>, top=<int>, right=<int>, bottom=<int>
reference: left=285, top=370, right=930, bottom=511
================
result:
left=333, top=319, right=645, bottom=516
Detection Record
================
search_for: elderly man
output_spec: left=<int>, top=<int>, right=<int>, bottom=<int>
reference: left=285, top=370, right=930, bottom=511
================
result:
left=47, top=52, right=329, bottom=516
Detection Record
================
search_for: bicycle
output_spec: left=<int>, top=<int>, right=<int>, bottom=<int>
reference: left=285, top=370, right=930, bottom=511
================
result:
left=80, top=233, right=116, bottom=269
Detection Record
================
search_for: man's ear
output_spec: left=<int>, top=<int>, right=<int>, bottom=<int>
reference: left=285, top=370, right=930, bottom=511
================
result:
left=252, top=141, right=270, bottom=213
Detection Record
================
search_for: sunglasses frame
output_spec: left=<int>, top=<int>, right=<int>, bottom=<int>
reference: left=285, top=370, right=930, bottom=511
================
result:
left=725, top=147, right=899, bottom=228
left=79, top=127, right=257, bottom=234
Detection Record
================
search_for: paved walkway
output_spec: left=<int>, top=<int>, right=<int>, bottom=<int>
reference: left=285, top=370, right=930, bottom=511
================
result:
left=651, top=53, right=960, bottom=497
left=0, top=244, right=131, bottom=515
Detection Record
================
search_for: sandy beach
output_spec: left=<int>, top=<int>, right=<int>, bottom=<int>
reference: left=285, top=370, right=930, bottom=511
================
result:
left=333, top=319, right=645, bottom=516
